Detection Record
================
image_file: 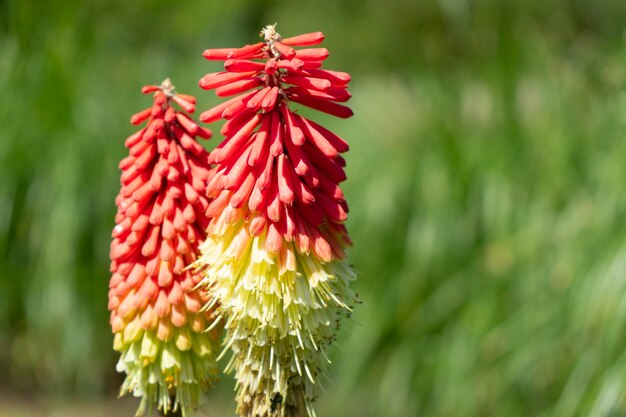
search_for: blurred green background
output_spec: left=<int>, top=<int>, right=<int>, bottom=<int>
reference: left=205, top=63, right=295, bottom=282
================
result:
left=2, top=0, right=626, bottom=416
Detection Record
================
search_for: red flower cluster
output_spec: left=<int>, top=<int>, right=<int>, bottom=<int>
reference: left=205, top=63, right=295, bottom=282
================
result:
left=110, top=81, right=213, bottom=327
left=108, top=79, right=218, bottom=415
left=199, top=25, right=352, bottom=262
left=196, top=25, right=357, bottom=417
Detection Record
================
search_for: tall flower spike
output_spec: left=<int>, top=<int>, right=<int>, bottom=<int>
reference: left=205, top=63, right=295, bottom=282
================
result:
left=109, top=79, right=220, bottom=416
left=196, top=25, right=358, bottom=417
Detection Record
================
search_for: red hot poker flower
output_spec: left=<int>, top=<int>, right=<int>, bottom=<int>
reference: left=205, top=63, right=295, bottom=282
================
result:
left=197, top=25, right=358, bottom=417
left=109, top=79, right=220, bottom=416
left=199, top=24, right=352, bottom=259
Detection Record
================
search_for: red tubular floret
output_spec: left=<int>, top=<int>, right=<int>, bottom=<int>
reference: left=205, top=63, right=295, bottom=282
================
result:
left=176, top=113, right=198, bottom=135
left=273, top=41, right=296, bottom=59
left=276, top=59, right=305, bottom=72
left=222, top=92, right=258, bottom=120
left=199, top=91, right=257, bottom=124
left=202, top=42, right=264, bottom=60
left=221, top=108, right=257, bottom=137
left=261, top=87, right=280, bottom=111
left=289, top=93, right=354, bottom=119
left=286, top=86, right=351, bottom=103
left=212, top=114, right=261, bottom=163
left=281, top=32, right=325, bottom=46
left=215, top=78, right=264, bottom=97
left=199, top=71, right=257, bottom=90
left=303, top=142, right=347, bottom=184
left=300, top=117, right=349, bottom=153
left=280, top=105, right=305, bottom=146
left=248, top=116, right=271, bottom=167
left=141, top=85, right=160, bottom=94
left=301, top=69, right=351, bottom=85
left=295, top=48, right=329, bottom=61
left=282, top=75, right=331, bottom=92
left=301, top=61, right=324, bottom=69
left=172, top=95, right=195, bottom=113
left=246, top=87, right=272, bottom=112
left=269, top=111, right=283, bottom=157
left=277, top=154, right=295, bottom=205
left=131, top=108, right=152, bottom=125
left=224, top=59, right=266, bottom=72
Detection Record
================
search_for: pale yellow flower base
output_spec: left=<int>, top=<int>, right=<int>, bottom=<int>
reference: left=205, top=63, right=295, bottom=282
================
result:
left=114, top=329, right=218, bottom=416
left=197, top=207, right=356, bottom=417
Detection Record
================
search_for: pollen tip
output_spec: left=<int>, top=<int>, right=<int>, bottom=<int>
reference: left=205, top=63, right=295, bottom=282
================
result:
left=160, top=78, right=175, bottom=97
left=260, top=23, right=281, bottom=42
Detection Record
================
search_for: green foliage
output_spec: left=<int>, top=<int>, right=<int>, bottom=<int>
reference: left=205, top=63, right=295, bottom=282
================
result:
left=1, top=0, right=626, bottom=416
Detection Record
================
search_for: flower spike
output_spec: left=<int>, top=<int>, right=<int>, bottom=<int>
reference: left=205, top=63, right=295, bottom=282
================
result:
left=197, top=25, right=358, bottom=417
left=109, top=79, right=219, bottom=416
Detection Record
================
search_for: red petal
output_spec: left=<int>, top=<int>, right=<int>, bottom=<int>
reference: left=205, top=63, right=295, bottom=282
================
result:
left=301, top=117, right=349, bottom=153
left=301, top=69, right=351, bottom=85
left=248, top=116, right=271, bottom=166
left=289, top=93, right=354, bottom=118
left=223, top=147, right=252, bottom=190
left=276, top=59, right=305, bottom=72
left=199, top=71, right=257, bottom=90
left=249, top=216, right=267, bottom=235
left=172, top=95, right=195, bottom=113
left=215, top=78, right=263, bottom=97
left=213, top=113, right=261, bottom=163
left=283, top=127, right=311, bottom=176
left=176, top=112, right=198, bottom=135
left=158, top=261, right=173, bottom=288
left=280, top=105, right=305, bottom=145
left=142, top=85, right=160, bottom=94
left=131, top=108, right=152, bottom=125
left=269, top=111, right=283, bottom=157
left=124, top=129, right=145, bottom=148
left=246, top=87, right=272, bottom=112
left=277, top=154, right=294, bottom=205
left=202, top=42, right=264, bottom=60
left=295, top=48, right=329, bottom=61
left=199, top=91, right=257, bottom=123
left=205, top=189, right=231, bottom=218
left=220, top=108, right=257, bottom=137
left=224, top=59, right=265, bottom=72
left=230, top=172, right=255, bottom=208
left=196, top=126, right=212, bottom=139
left=261, top=86, right=280, bottom=111
left=281, top=32, right=325, bottom=46
left=273, top=41, right=296, bottom=59
left=222, top=92, right=257, bottom=120
left=265, top=222, right=283, bottom=253
left=282, top=75, right=331, bottom=92
left=255, top=149, right=274, bottom=191
left=286, top=86, right=351, bottom=102
left=141, top=225, right=161, bottom=257
left=176, top=93, right=197, bottom=104
left=266, top=174, right=281, bottom=222
left=304, top=142, right=346, bottom=183
left=301, top=61, right=324, bottom=69
left=312, top=230, right=333, bottom=262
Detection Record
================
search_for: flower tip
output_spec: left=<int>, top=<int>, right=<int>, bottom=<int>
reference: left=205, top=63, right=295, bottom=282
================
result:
left=160, top=78, right=175, bottom=96
left=260, top=23, right=280, bottom=41
left=141, top=85, right=160, bottom=94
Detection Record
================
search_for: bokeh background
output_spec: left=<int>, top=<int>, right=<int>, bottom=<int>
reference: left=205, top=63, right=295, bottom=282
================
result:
left=2, top=0, right=626, bottom=416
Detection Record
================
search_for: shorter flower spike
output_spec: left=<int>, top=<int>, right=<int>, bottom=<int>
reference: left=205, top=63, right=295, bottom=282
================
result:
left=109, top=79, right=220, bottom=416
